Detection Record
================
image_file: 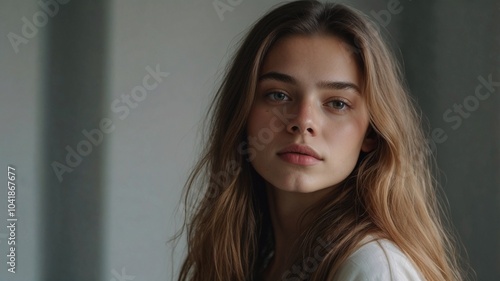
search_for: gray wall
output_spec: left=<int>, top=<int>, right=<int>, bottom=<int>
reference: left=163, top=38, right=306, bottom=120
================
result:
left=0, top=0, right=498, bottom=280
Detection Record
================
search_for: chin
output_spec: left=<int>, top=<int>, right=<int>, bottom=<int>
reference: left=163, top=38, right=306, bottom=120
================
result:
left=266, top=178, right=332, bottom=194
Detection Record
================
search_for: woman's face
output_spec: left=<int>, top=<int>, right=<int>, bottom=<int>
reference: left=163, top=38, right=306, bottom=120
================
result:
left=247, top=34, right=375, bottom=193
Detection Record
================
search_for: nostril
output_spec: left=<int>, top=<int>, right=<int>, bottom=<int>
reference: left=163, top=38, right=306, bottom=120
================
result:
left=307, top=128, right=313, bottom=133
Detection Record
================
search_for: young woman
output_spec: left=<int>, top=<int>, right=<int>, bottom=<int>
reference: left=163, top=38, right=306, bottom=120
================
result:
left=177, top=1, right=464, bottom=280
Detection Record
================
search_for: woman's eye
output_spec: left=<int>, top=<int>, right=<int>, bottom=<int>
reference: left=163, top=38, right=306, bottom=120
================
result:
left=327, top=99, right=349, bottom=110
left=266, top=92, right=289, bottom=101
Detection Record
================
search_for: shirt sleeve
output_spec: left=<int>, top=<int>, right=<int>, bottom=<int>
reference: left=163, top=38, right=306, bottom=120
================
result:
left=331, top=239, right=424, bottom=281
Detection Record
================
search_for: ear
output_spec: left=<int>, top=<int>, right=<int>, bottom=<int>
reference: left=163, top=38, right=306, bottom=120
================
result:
left=361, top=126, right=377, bottom=153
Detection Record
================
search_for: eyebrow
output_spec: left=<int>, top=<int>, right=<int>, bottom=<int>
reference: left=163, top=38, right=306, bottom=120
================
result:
left=258, top=71, right=361, bottom=94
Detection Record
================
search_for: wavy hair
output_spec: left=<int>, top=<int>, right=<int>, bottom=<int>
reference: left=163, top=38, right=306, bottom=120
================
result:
left=176, top=1, right=464, bottom=280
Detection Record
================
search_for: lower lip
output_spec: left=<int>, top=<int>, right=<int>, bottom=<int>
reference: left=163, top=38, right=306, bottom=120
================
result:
left=278, top=153, right=321, bottom=166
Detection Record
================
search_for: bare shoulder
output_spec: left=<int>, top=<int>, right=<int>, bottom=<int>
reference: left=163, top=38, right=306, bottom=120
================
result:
left=331, top=239, right=424, bottom=281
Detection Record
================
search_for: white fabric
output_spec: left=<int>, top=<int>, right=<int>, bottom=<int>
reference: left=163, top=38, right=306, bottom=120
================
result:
left=331, top=239, right=424, bottom=281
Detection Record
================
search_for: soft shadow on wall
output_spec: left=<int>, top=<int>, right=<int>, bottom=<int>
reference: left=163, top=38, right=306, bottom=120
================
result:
left=39, top=1, right=109, bottom=281
left=396, top=1, right=499, bottom=280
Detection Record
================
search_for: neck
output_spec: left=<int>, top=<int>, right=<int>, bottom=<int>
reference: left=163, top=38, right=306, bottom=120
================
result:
left=264, top=184, right=332, bottom=275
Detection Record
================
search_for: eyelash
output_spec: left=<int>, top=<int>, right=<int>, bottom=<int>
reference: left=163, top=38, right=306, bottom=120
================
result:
left=265, top=91, right=351, bottom=112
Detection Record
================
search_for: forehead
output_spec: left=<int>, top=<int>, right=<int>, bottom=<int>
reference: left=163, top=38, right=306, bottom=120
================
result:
left=259, top=34, right=362, bottom=88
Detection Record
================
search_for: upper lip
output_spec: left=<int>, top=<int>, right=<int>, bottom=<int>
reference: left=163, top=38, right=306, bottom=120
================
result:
left=277, top=144, right=323, bottom=160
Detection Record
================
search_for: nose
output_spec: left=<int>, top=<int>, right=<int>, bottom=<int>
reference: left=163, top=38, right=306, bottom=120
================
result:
left=285, top=99, right=318, bottom=136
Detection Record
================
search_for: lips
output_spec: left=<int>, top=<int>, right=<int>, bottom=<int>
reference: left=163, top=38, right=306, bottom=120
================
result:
left=276, top=144, right=323, bottom=166
left=277, top=144, right=322, bottom=160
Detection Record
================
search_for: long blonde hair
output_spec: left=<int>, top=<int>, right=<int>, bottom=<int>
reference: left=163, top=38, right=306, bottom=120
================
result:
left=176, top=1, right=464, bottom=280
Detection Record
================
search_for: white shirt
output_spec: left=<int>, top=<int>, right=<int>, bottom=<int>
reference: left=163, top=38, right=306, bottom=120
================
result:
left=331, top=239, right=424, bottom=281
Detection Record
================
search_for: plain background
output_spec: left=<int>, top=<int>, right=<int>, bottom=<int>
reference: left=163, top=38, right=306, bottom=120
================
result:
left=0, top=0, right=498, bottom=280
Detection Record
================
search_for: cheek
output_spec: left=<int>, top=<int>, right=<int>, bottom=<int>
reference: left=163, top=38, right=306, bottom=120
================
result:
left=343, top=109, right=371, bottom=145
left=325, top=121, right=367, bottom=150
left=247, top=107, right=271, bottom=136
